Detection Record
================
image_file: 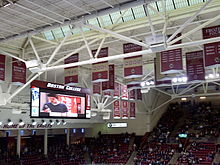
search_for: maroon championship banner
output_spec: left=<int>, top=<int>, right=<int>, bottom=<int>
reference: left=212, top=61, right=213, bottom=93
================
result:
left=186, top=51, right=205, bottom=82
left=12, top=58, right=26, bottom=85
left=160, top=48, right=183, bottom=74
left=113, top=100, right=121, bottom=119
left=203, top=25, right=220, bottom=39
left=0, top=55, right=5, bottom=82
left=124, top=56, right=143, bottom=79
left=127, top=84, right=141, bottom=90
left=102, top=65, right=115, bottom=91
left=64, top=54, right=79, bottom=85
left=130, top=102, right=136, bottom=119
left=113, top=82, right=120, bottom=98
left=203, top=25, right=220, bottom=68
left=123, top=42, right=142, bottom=79
left=129, top=89, right=135, bottom=100
left=92, top=47, right=109, bottom=82
left=204, top=42, right=220, bottom=68
left=121, top=85, right=128, bottom=100
left=154, top=57, right=172, bottom=86
left=93, top=82, right=101, bottom=96
left=136, top=89, right=142, bottom=101
left=103, top=91, right=111, bottom=97
left=161, top=33, right=182, bottom=74
left=121, top=100, right=129, bottom=119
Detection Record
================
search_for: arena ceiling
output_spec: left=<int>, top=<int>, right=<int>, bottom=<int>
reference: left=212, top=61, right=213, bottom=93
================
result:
left=0, top=0, right=220, bottom=117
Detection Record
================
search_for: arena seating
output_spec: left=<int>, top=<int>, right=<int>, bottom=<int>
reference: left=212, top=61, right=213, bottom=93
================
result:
left=134, top=143, right=177, bottom=165
left=48, top=144, right=86, bottom=165
left=21, top=154, right=49, bottom=165
left=89, top=133, right=133, bottom=164
left=177, top=142, right=216, bottom=165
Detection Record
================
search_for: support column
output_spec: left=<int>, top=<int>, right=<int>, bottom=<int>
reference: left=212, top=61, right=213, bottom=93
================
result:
left=17, top=130, right=21, bottom=158
left=44, top=129, right=48, bottom=156
left=66, top=128, right=70, bottom=146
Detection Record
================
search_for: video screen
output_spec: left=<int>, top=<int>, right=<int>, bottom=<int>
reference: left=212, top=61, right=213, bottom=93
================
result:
left=30, top=81, right=91, bottom=119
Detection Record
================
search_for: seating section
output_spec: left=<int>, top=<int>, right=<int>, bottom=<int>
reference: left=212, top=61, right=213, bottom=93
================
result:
left=21, top=154, right=49, bottom=165
left=48, top=144, right=86, bottom=165
left=177, top=142, right=216, bottom=165
left=134, top=143, right=177, bottom=165
left=90, top=134, right=133, bottom=164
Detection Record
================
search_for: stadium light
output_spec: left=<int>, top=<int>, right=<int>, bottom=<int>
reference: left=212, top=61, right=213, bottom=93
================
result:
left=62, top=120, right=67, bottom=125
left=172, top=78, right=178, bottom=83
left=32, top=120, right=37, bottom=126
left=172, top=76, right=188, bottom=84
left=0, top=121, right=2, bottom=125
left=42, top=120, right=46, bottom=126
left=19, top=119, right=24, bottom=126
left=181, top=98, right=187, bottom=101
left=56, top=120, right=61, bottom=125
left=199, top=96, right=206, bottom=100
left=208, top=74, right=214, bottom=79
left=140, top=82, right=145, bottom=87
left=140, top=80, right=155, bottom=87
left=149, top=81, right=154, bottom=85
left=50, top=120, right=54, bottom=125
left=8, top=119, right=13, bottom=126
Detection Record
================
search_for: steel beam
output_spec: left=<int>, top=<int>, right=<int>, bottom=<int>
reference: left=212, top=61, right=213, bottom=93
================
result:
left=145, top=5, right=156, bottom=36
left=94, top=37, right=106, bottom=58
left=29, top=38, right=41, bottom=62
left=168, top=12, right=220, bottom=45
left=51, top=38, right=100, bottom=66
left=167, top=0, right=213, bottom=43
left=84, top=23, right=149, bottom=48
left=7, top=72, right=43, bottom=102
left=0, top=0, right=153, bottom=42
left=80, top=27, right=94, bottom=59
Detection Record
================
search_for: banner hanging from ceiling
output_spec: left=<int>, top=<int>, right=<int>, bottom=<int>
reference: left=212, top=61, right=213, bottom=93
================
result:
left=93, top=82, right=101, bottom=96
left=203, top=25, right=220, bottom=68
left=127, top=84, right=141, bottom=90
left=130, top=102, right=136, bottom=119
left=160, top=33, right=183, bottom=74
left=121, top=100, right=129, bottom=119
left=113, top=100, right=121, bottom=119
left=121, top=85, right=128, bottom=100
left=136, top=89, right=142, bottom=101
left=113, top=82, right=120, bottom=98
left=0, top=55, right=5, bottom=83
left=186, top=50, right=205, bottom=82
left=12, top=58, right=26, bottom=86
left=102, top=65, right=115, bottom=91
left=103, top=91, right=111, bottom=97
left=64, top=53, right=79, bottom=85
left=160, top=49, right=183, bottom=74
left=154, top=56, right=172, bottom=86
left=129, top=89, right=135, bottom=100
left=92, top=47, right=109, bottom=82
left=123, top=43, right=143, bottom=79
